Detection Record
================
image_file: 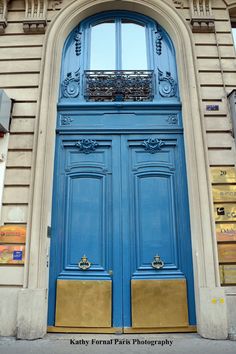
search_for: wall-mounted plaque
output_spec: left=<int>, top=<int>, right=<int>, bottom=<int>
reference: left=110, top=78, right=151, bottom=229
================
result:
left=216, top=223, right=236, bottom=242
left=0, top=225, right=26, bottom=244
left=218, top=243, right=236, bottom=263
left=0, top=245, right=25, bottom=264
left=212, top=185, right=236, bottom=202
left=211, top=167, right=236, bottom=184
left=206, top=105, right=219, bottom=111
left=214, top=204, right=236, bottom=222
left=220, top=265, right=236, bottom=285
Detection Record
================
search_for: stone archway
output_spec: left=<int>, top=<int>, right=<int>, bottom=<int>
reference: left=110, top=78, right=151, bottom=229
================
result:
left=16, top=0, right=227, bottom=340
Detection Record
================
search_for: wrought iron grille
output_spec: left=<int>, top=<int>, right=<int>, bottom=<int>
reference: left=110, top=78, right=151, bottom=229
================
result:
left=84, top=70, right=154, bottom=102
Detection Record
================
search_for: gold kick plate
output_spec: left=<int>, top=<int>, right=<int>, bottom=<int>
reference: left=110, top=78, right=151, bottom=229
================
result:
left=131, top=279, right=189, bottom=328
left=55, top=279, right=112, bottom=328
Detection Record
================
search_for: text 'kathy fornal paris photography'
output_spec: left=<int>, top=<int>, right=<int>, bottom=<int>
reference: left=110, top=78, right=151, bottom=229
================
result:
left=69, top=338, right=174, bottom=347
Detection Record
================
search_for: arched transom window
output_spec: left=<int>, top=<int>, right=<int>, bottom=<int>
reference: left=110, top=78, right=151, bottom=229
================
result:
left=60, top=11, right=179, bottom=102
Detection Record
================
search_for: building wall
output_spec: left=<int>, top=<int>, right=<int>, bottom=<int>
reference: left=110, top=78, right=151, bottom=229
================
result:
left=0, top=0, right=235, bottom=338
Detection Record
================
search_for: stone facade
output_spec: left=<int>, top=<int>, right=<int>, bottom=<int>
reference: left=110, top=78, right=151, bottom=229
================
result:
left=0, top=0, right=235, bottom=339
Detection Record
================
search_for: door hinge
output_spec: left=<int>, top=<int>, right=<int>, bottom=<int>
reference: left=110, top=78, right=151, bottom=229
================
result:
left=47, top=226, right=52, bottom=238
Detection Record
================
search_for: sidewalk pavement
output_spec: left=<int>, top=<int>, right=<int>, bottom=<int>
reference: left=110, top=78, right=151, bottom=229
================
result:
left=0, top=333, right=236, bottom=354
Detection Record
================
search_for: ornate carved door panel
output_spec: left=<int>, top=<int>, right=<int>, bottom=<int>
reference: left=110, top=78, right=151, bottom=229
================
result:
left=48, top=131, right=196, bottom=330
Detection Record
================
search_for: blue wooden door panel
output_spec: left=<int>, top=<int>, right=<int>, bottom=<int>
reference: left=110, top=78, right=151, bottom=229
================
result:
left=48, top=136, right=114, bottom=326
left=49, top=134, right=125, bottom=327
left=121, top=134, right=196, bottom=327
left=65, top=174, right=106, bottom=269
left=57, top=109, right=182, bottom=132
left=49, top=132, right=196, bottom=328
left=127, top=136, right=180, bottom=277
left=134, top=173, right=177, bottom=268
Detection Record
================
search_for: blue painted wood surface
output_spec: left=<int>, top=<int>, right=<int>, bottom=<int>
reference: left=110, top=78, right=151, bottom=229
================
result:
left=48, top=11, right=196, bottom=329
left=48, top=131, right=196, bottom=327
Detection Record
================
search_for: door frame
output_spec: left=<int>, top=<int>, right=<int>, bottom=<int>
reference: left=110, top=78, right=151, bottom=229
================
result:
left=18, top=0, right=227, bottom=339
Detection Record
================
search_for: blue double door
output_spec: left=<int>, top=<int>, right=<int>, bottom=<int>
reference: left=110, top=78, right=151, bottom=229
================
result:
left=49, top=130, right=196, bottom=330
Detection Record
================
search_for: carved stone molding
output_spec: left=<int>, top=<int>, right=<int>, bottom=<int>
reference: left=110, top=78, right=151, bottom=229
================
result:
left=190, top=0, right=215, bottom=33
left=172, top=0, right=184, bottom=8
left=0, top=0, right=10, bottom=33
left=51, top=1, right=63, bottom=11
left=23, top=0, right=48, bottom=33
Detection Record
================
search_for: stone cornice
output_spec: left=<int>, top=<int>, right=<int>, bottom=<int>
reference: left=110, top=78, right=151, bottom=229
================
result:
left=0, top=0, right=10, bottom=33
left=172, top=1, right=215, bottom=33
left=0, top=0, right=63, bottom=34
left=23, top=0, right=48, bottom=34
left=0, top=1, right=226, bottom=35
left=190, top=0, right=215, bottom=32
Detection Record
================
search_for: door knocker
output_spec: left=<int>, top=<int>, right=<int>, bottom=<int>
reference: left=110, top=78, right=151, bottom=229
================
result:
left=78, top=255, right=91, bottom=270
left=151, top=255, right=164, bottom=269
